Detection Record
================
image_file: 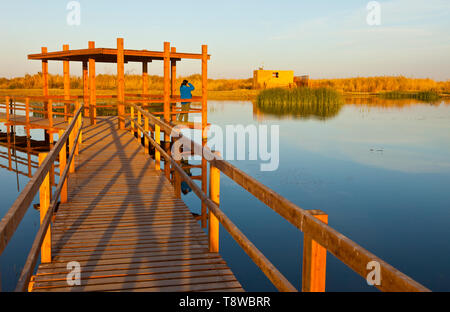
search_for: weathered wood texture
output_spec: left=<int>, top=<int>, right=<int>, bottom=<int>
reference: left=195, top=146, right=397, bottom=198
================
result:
left=30, top=116, right=242, bottom=292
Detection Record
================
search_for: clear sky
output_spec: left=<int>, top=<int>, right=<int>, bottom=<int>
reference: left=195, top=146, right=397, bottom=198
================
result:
left=0, top=0, right=449, bottom=80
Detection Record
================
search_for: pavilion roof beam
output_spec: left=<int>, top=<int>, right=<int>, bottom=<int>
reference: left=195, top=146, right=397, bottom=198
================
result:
left=28, top=48, right=209, bottom=63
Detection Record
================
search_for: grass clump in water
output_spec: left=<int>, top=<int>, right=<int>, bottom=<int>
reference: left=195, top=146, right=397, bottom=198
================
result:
left=256, top=87, right=343, bottom=120
left=379, top=90, right=441, bottom=102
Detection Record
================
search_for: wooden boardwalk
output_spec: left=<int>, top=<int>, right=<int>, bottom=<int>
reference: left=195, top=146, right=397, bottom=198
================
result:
left=29, top=116, right=243, bottom=292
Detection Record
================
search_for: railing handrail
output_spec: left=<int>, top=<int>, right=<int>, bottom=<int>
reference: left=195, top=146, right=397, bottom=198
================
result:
left=1, top=97, right=81, bottom=120
left=123, top=112, right=297, bottom=292
left=15, top=108, right=83, bottom=291
left=125, top=102, right=430, bottom=292
left=0, top=105, right=83, bottom=262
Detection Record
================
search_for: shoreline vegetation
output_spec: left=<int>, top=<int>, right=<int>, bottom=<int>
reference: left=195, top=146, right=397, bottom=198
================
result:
left=0, top=74, right=448, bottom=101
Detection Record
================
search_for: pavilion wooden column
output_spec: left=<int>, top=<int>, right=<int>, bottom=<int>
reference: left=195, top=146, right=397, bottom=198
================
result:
left=63, top=44, right=70, bottom=121
left=201, top=45, right=208, bottom=138
left=171, top=47, right=177, bottom=122
left=201, top=44, right=208, bottom=228
left=142, top=62, right=148, bottom=96
left=117, top=38, right=125, bottom=129
left=88, top=41, right=96, bottom=125
left=163, top=42, right=171, bottom=180
left=41, top=47, right=49, bottom=118
left=82, top=61, right=89, bottom=117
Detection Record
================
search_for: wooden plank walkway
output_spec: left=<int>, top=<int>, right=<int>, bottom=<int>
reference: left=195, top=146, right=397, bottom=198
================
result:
left=30, top=116, right=243, bottom=292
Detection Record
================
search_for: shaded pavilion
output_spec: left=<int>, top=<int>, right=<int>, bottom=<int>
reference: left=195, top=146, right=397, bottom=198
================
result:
left=27, top=38, right=210, bottom=136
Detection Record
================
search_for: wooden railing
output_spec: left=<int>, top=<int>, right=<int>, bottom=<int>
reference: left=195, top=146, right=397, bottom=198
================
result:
left=0, top=104, right=83, bottom=291
left=123, top=102, right=430, bottom=292
left=1, top=96, right=80, bottom=124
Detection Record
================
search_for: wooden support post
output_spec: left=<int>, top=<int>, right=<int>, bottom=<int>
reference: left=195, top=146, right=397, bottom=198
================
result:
left=163, top=42, right=171, bottom=122
left=38, top=153, right=51, bottom=263
left=82, top=61, right=89, bottom=117
left=88, top=41, right=96, bottom=125
left=200, top=45, right=209, bottom=228
left=77, top=101, right=83, bottom=146
left=130, top=106, right=135, bottom=135
left=63, top=44, right=70, bottom=121
left=74, top=102, right=79, bottom=156
left=171, top=48, right=177, bottom=96
left=5, top=96, right=10, bottom=122
left=25, top=98, right=30, bottom=125
left=48, top=99, right=53, bottom=130
left=47, top=104, right=55, bottom=190
left=142, top=62, right=148, bottom=96
left=171, top=47, right=177, bottom=122
left=163, top=42, right=171, bottom=180
left=68, top=118, right=75, bottom=173
left=137, top=109, right=142, bottom=140
left=302, top=210, right=328, bottom=292
left=201, top=142, right=208, bottom=228
left=155, top=122, right=161, bottom=171
left=201, top=44, right=208, bottom=139
left=117, top=38, right=125, bottom=129
left=26, top=133, right=32, bottom=178
left=209, top=152, right=220, bottom=253
left=41, top=47, right=49, bottom=118
left=144, top=116, right=149, bottom=155
left=58, top=130, right=68, bottom=203
left=6, top=127, right=11, bottom=170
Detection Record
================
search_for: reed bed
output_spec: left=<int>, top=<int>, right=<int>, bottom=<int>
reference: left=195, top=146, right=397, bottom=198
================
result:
left=379, top=90, right=441, bottom=102
left=256, top=87, right=343, bottom=119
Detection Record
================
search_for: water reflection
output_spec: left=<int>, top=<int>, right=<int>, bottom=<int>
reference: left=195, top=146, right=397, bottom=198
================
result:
left=253, top=96, right=450, bottom=121
left=0, top=125, right=52, bottom=184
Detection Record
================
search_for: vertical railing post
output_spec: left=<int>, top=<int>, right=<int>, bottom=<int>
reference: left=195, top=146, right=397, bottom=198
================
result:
left=144, top=116, right=149, bottom=155
left=78, top=102, right=83, bottom=146
left=38, top=153, right=51, bottom=263
left=82, top=61, right=89, bottom=117
left=130, top=105, right=135, bottom=135
left=137, top=109, right=142, bottom=140
left=302, top=210, right=328, bottom=292
left=58, top=130, right=68, bottom=204
left=74, top=102, right=79, bottom=156
left=5, top=96, right=10, bottom=122
left=155, top=122, right=161, bottom=171
left=173, top=136, right=181, bottom=198
left=209, top=152, right=220, bottom=253
left=25, top=98, right=30, bottom=125
left=68, top=118, right=75, bottom=174
left=48, top=99, right=53, bottom=130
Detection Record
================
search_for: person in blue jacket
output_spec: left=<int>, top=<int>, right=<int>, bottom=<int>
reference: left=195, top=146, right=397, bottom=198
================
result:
left=178, top=80, right=195, bottom=122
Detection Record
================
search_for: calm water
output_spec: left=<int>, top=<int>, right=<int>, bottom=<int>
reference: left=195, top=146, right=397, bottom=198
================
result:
left=1, top=98, right=449, bottom=291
